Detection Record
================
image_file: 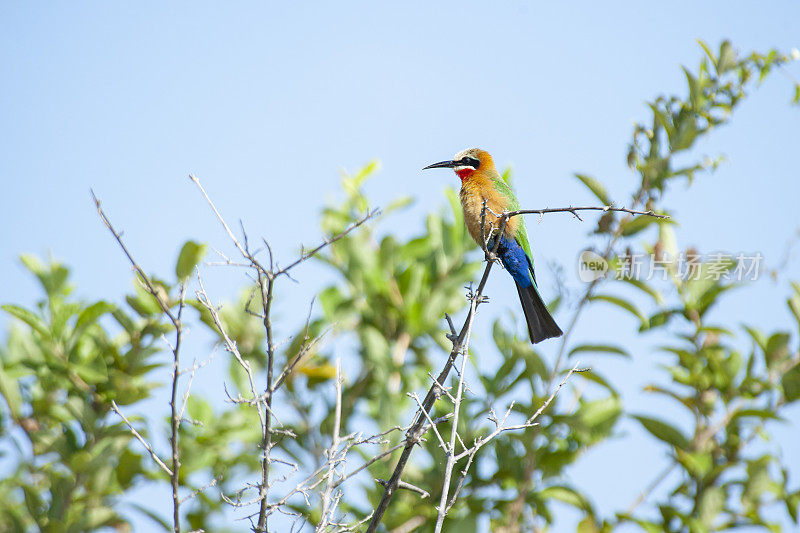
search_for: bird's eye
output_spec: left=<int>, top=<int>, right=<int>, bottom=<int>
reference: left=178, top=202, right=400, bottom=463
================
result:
left=463, top=157, right=480, bottom=169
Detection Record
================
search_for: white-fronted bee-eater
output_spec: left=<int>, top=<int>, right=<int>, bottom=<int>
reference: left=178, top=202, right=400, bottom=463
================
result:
left=424, top=148, right=562, bottom=344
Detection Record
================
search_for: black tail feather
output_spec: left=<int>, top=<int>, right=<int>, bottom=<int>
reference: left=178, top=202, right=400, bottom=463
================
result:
left=515, top=283, right=563, bottom=344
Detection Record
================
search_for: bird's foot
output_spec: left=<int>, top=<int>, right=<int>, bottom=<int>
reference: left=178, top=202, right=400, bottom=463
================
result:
left=444, top=313, right=458, bottom=343
left=465, top=284, right=490, bottom=305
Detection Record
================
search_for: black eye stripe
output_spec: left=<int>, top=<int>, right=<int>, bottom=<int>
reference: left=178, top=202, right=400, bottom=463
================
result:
left=461, top=157, right=480, bottom=169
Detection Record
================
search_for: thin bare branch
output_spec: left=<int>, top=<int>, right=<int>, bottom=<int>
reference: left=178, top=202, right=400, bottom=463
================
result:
left=434, top=300, right=477, bottom=532
left=111, top=400, right=173, bottom=476
left=91, top=190, right=179, bottom=327
left=444, top=364, right=580, bottom=518
left=168, top=282, right=187, bottom=533
left=318, top=359, right=344, bottom=531
left=180, top=475, right=223, bottom=505
left=180, top=348, right=217, bottom=421
left=189, top=175, right=260, bottom=271
left=275, top=208, right=380, bottom=276
left=506, top=204, right=669, bottom=220
left=366, top=205, right=509, bottom=532
left=376, top=479, right=430, bottom=499
left=195, top=274, right=265, bottom=429
left=93, top=191, right=185, bottom=533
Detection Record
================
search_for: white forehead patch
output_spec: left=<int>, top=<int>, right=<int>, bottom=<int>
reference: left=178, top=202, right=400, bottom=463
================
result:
left=454, top=147, right=481, bottom=161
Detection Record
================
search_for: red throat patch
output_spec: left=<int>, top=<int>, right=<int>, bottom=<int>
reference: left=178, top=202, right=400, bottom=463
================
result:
left=455, top=168, right=475, bottom=181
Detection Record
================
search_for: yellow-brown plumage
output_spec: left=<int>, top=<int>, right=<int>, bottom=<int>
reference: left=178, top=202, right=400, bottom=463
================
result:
left=457, top=149, right=519, bottom=246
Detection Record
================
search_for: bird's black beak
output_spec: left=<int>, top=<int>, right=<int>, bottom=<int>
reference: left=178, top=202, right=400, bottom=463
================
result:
left=422, top=160, right=458, bottom=170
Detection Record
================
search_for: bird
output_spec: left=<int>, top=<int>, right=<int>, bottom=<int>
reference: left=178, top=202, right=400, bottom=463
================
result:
left=423, top=148, right=562, bottom=344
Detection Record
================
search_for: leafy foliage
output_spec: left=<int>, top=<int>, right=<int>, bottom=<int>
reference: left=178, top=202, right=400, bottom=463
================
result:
left=0, top=255, right=167, bottom=531
left=0, top=40, right=798, bottom=532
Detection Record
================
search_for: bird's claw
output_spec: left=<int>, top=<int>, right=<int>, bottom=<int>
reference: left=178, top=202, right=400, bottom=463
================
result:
left=443, top=313, right=458, bottom=343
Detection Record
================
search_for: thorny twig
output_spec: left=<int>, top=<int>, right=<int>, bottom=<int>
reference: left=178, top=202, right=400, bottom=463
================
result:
left=506, top=204, right=668, bottom=222
left=445, top=365, right=581, bottom=515
left=168, top=282, right=187, bottom=532
left=110, top=401, right=173, bottom=476
left=376, top=479, right=430, bottom=499
left=190, top=174, right=379, bottom=531
left=368, top=201, right=661, bottom=530
left=93, top=192, right=186, bottom=533
left=317, top=359, right=344, bottom=531
left=434, top=294, right=478, bottom=532
left=196, top=273, right=265, bottom=431
left=366, top=204, right=509, bottom=532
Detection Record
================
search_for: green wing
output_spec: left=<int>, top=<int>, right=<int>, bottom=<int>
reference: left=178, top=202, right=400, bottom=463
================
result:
left=490, top=175, right=533, bottom=260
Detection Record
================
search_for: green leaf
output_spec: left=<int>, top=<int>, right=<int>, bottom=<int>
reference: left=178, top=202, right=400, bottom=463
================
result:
left=620, top=215, right=658, bottom=236
left=744, top=326, right=767, bottom=353
left=1, top=304, right=48, bottom=336
left=19, top=253, right=45, bottom=277
left=443, top=513, right=478, bottom=533
left=74, top=359, right=108, bottom=383
left=697, top=39, right=716, bottom=65
left=575, top=174, right=611, bottom=205
left=632, top=414, right=689, bottom=449
left=383, top=195, right=413, bottom=215
left=698, top=486, right=725, bottom=526
left=116, top=448, right=144, bottom=487
left=646, top=308, right=680, bottom=330
left=578, top=369, right=619, bottom=396
left=658, top=222, right=679, bottom=260
left=782, top=363, right=800, bottom=403
left=0, top=365, right=23, bottom=418
left=569, top=343, right=630, bottom=358
left=617, top=276, right=664, bottom=304
left=580, top=396, right=622, bottom=434
left=20, top=254, right=70, bottom=296
left=671, top=116, right=698, bottom=151
left=492, top=320, right=549, bottom=381
left=76, top=301, right=113, bottom=329
left=616, top=516, right=662, bottom=533
left=128, top=502, right=171, bottom=531
left=501, top=167, right=513, bottom=185
left=788, top=282, right=800, bottom=329
left=683, top=66, right=702, bottom=110
left=677, top=449, right=713, bottom=478
left=765, top=332, right=791, bottom=369
left=577, top=517, right=600, bottom=533
left=126, top=288, right=161, bottom=317
left=589, top=294, right=647, bottom=327
left=540, top=485, right=593, bottom=512
left=716, top=40, right=737, bottom=74
left=352, top=160, right=379, bottom=187
left=175, top=240, right=207, bottom=281
left=732, top=408, right=783, bottom=422
left=743, top=457, right=772, bottom=505
left=786, top=489, right=800, bottom=523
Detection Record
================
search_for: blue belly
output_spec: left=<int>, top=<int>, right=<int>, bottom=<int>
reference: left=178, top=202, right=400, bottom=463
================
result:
left=493, top=235, right=533, bottom=288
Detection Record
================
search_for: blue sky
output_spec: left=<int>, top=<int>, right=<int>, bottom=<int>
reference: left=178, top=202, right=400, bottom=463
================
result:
left=2, top=2, right=799, bottom=531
